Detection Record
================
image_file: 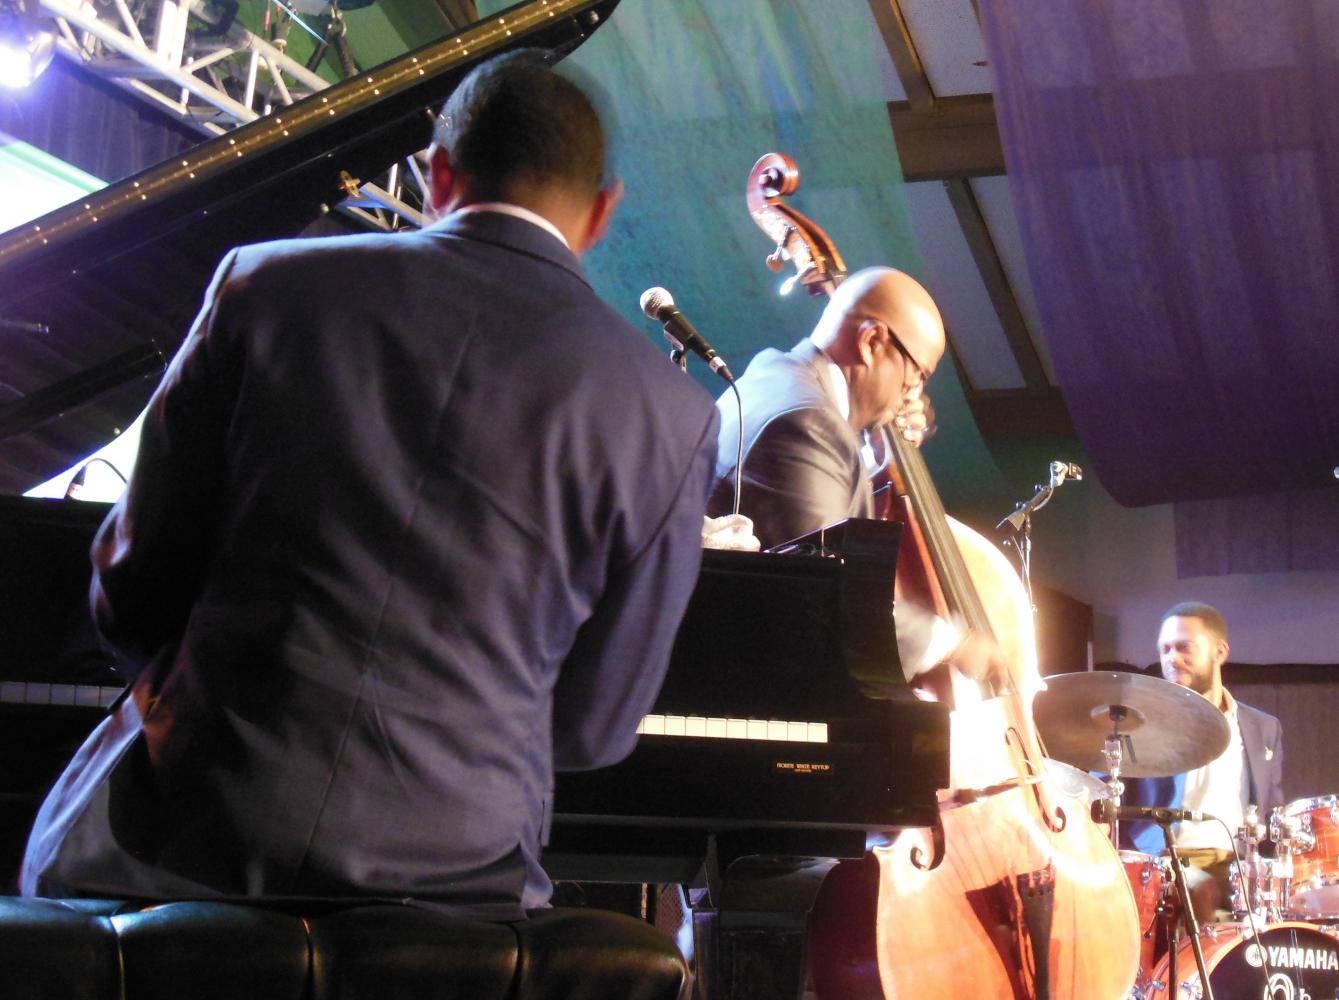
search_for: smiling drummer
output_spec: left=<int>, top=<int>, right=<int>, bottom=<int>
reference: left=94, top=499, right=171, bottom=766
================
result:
left=1123, top=602, right=1286, bottom=914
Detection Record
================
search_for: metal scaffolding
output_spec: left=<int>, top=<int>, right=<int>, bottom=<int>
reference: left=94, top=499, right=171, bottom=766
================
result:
left=40, top=0, right=428, bottom=228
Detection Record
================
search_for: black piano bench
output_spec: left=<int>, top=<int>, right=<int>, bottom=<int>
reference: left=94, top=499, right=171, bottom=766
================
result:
left=0, top=897, right=690, bottom=1000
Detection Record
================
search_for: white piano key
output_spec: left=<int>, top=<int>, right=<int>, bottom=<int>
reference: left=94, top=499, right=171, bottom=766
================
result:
left=99, top=686, right=122, bottom=707
left=0, top=681, right=26, bottom=704
left=75, top=685, right=103, bottom=706
left=50, top=684, right=76, bottom=706
left=636, top=713, right=829, bottom=742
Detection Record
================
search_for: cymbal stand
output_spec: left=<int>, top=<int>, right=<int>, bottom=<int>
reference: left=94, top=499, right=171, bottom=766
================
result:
left=1161, top=825, right=1216, bottom=1000
left=1100, top=708, right=1127, bottom=850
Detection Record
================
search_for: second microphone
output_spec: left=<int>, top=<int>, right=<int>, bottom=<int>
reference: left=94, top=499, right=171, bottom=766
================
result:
left=640, top=286, right=734, bottom=383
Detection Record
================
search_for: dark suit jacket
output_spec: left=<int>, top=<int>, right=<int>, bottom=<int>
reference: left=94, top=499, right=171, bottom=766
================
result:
left=21, top=211, right=719, bottom=919
left=1123, top=699, right=1284, bottom=854
left=707, top=340, right=871, bottom=550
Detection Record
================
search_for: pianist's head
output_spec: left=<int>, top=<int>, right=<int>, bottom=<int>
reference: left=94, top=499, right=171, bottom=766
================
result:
left=428, top=49, right=622, bottom=255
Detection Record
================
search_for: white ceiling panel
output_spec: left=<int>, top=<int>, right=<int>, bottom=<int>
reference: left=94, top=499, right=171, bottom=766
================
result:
left=969, top=175, right=1059, bottom=385
left=898, top=0, right=993, bottom=97
left=904, top=180, right=1023, bottom=390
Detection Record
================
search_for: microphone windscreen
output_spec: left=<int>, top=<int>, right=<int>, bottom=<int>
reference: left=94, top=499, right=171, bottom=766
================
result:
left=640, top=286, right=675, bottom=321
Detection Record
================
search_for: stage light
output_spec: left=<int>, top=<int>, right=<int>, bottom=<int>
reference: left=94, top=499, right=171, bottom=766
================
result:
left=0, top=1, right=56, bottom=89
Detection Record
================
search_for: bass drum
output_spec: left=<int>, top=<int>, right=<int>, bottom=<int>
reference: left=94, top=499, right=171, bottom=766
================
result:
left=1150, top=922, right=1339, bottom=999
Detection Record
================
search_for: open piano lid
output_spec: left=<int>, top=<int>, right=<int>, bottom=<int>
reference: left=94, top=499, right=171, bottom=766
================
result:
left=0, top=0, right=620, bottom=494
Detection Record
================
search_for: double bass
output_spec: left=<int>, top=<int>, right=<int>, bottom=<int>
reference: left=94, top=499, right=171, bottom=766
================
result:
left=745, top=153, right=1140, bottom=999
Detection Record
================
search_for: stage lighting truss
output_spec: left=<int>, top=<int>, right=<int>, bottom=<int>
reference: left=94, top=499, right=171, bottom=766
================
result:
left=36, top=0, right=427, bottom=230
left=0, top=0, right=57, bottom=88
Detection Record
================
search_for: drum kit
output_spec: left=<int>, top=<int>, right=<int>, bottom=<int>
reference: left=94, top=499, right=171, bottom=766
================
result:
left=1035, top=671, right=1339, bottom=1000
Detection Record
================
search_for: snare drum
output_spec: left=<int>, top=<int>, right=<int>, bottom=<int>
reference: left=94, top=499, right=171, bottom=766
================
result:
left=1283, top=796, right=1339, bottom=917
left=1120, top=850, right=1170, bottom=979
left=1150, top=922, right=1339, bottom=999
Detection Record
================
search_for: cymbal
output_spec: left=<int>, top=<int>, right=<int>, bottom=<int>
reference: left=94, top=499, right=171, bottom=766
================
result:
left=1033, top=671, right=1230, bottom=778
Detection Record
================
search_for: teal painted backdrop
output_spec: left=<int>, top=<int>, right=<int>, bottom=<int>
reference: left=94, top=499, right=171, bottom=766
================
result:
left=564, top=0, right=1014, bottom=521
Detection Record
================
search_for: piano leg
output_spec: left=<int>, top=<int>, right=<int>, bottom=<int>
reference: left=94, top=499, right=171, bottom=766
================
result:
left=691, top=837, right=840, bottom=1000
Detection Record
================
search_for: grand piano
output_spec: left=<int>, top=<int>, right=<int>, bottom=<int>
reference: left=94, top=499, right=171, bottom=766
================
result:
left=0, top=3, right=948, bottom=995
left=0, top=496, right=947, bottom=884
left=0, top=492, right=945, bottom=999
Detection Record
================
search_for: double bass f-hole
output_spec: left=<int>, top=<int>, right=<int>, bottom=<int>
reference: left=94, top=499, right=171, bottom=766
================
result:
left=1006, top=726, right=1068, bottom=833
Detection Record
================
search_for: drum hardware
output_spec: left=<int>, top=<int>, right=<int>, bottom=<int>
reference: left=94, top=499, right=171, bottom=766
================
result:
left=1033, top=671, right=1231, bottom=779
left=1028, top=672, right=1269, bottom=1000
left=1122, top=850, right=1175, bottom=998
left=1103, top=710, right=1129, bottom=850
left=1124, top=818, right=1234, bottom=999
left=1277, top=795, right=1339, bottom=920
left=1231, top=805, right=1290, bottom=924
left=1163, top=825, right=1220, bottom=1000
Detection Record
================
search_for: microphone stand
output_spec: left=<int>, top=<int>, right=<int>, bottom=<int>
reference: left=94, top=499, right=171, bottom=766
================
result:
left=996, top=461, right=1081, bottom=610
left=664, top=338, right=743, bottom=516
left=1161, top=823, right=1216, bottom=1000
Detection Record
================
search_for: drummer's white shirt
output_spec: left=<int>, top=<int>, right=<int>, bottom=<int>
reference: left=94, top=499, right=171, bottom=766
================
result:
left=1173, top=688, right=1244, bottom=851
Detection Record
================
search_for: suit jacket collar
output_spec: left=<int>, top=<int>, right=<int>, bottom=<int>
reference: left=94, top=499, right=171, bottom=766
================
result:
left=787, top=339, right=845, bottom=413
left=425, top=210, right=590, bottom=288
left=1237, top=701, right=1266, bottom=806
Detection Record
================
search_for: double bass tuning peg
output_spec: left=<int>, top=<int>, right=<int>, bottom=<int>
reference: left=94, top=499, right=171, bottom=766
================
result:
left=779, top=262, right=820, bottom=297
left=765, top=229, right=795, bottom=273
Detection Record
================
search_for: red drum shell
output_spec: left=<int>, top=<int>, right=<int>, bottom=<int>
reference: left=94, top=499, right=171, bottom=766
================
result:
left=1285, top=795, right=1339, bottom=917
left=1151, top=921, right=1339, bottom=999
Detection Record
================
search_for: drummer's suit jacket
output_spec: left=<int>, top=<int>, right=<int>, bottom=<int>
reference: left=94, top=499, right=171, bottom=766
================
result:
left=20, top=210, right=719, bottom=919
left=1122, top=699, right=1284, bottom=854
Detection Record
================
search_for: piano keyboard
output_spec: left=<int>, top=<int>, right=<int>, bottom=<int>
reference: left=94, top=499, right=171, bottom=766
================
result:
left=0, top=684, right=832, bottom=745
left=0, top=681, right=122, bottom=708
left=637, top=714, right=828, bottom=743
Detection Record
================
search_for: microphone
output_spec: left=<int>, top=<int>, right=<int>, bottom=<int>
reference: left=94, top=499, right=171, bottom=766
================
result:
left=1091, top=801, right=1216, bottom=825
left=640, top=287, right=734, bottom=382
left=1048, top=461, right=1083, bottom=487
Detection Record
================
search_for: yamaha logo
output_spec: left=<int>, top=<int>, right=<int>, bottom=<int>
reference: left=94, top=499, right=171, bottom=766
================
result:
left=1264, top=971, right=1295, bottom=1000
left=1244, top=941, right=1339, bottom=972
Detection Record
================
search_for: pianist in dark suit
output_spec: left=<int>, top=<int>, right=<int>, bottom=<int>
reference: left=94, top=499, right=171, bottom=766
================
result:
left=22, top=50, right=719, bottom=920
left=707, top=267, right=994, bottom=682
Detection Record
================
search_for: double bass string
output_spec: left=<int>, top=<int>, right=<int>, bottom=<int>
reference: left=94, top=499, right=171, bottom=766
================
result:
left=887, top=427, right=997, bottom=666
